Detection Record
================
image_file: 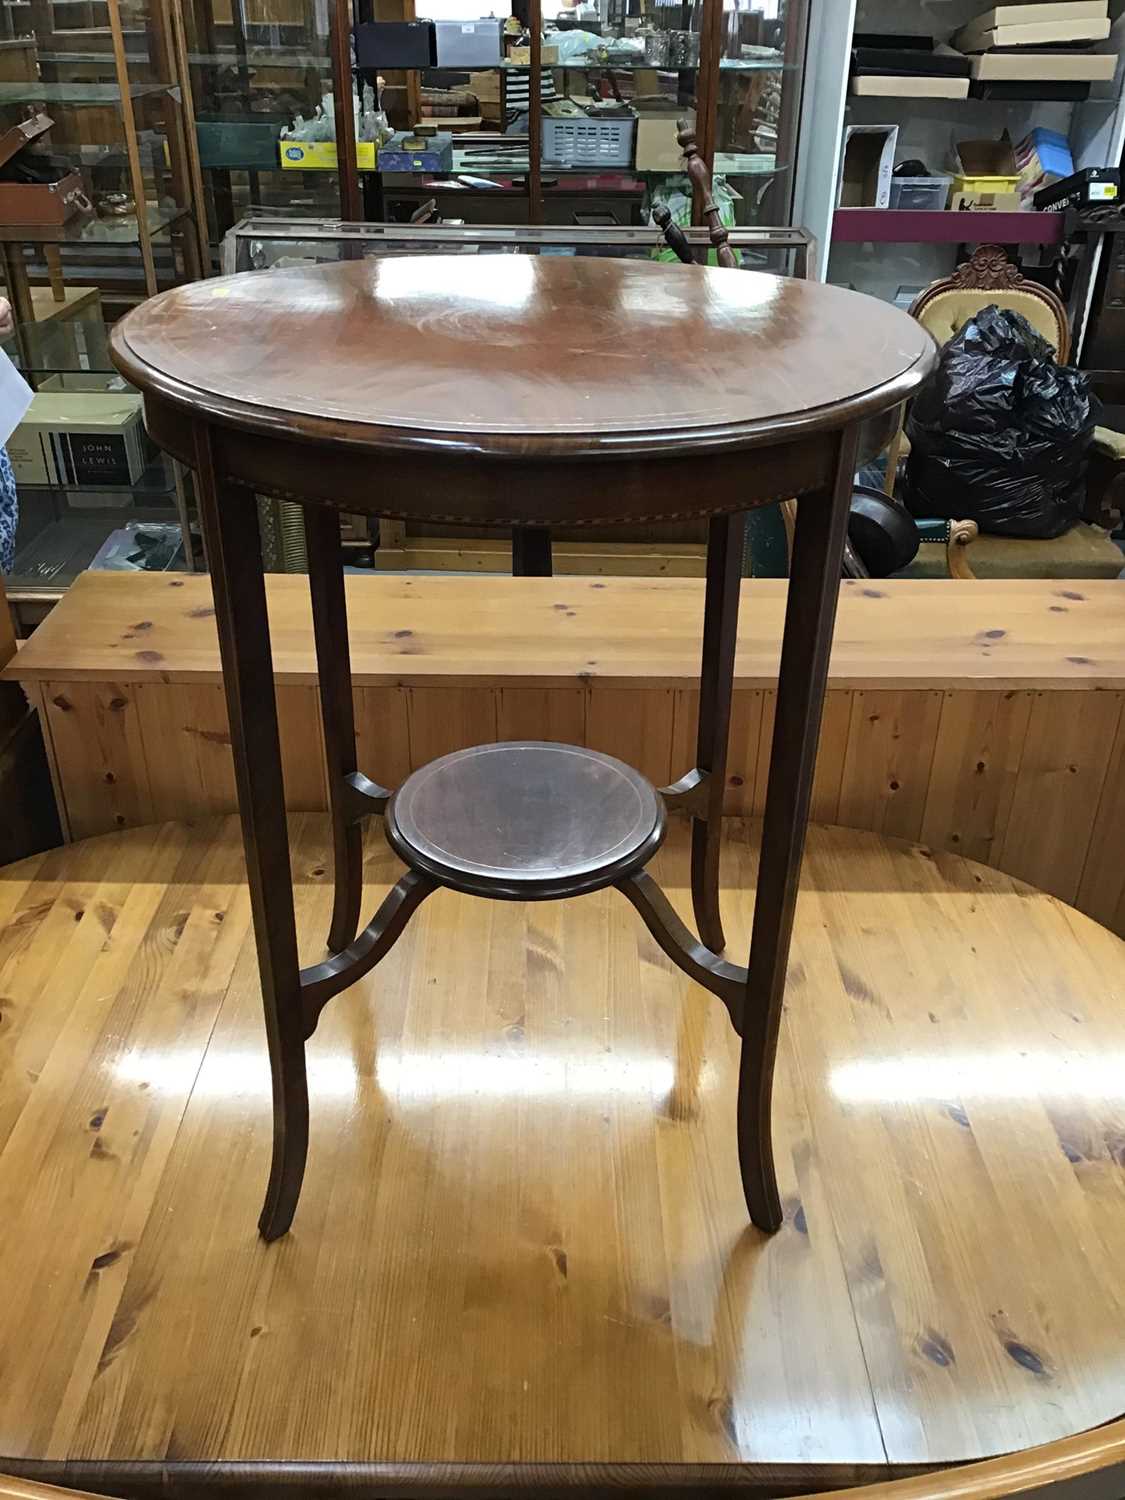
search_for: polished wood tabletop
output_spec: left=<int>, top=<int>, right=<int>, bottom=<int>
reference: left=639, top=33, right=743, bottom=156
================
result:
left=2, top=816, right=1124, bottom=1494
left=110, top=256, right=935, bottom=460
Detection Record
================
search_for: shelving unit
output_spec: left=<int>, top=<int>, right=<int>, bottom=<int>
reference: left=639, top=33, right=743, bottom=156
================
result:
left=791, top=0, right=1125, bottom=328
left=832, top=206, right=1065, bottom=244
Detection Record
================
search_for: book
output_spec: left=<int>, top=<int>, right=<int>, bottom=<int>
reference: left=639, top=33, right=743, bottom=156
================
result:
left=955, top=16, right=1110, bottom=48
left=969, top=49, right=1116, bottom=78
left=851, top=74, right=970, bottom=97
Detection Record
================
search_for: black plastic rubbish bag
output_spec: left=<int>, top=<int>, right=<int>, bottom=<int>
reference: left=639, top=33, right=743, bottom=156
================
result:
left=904, top=303, right=1096, bottom=538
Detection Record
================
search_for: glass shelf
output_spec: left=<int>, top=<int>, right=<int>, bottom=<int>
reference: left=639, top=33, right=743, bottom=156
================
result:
left=0, top=81, right=174, bottom=103
left=16, top=462, right=179, bottom=498
left=0, top=204, right=191, bottom=245
left=37, top=46, right=333, bottom=70
left=544, top=57, right=789, bottom=71
left=9, top=514, right=185, bottom=593
left=3, top=320, right=115, bottom=376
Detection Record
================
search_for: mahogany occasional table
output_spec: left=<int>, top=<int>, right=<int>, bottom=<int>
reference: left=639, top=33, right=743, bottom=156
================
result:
left=111, top=255, right=935, bottom=1243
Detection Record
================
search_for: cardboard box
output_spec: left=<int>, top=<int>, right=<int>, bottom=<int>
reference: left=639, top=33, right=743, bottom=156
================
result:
left=279, top=140, right=377, bottom=170
left=11, top=392, right=151, bottom=488
left=955, top=14, right=1110, bottom=49
left=507, top=44, right=559, bottom=64
left=7, top=420, right=55, bottom=486
left=850, top=75, right=969, bottom=98
left=633, top=98, right=681, bottom=171
left=953, top=133, right=1020, bottom=197
left=969, top=50, right=1116, bottom=80
left=469, top=69, right=502, bottom=101
left=837, top=124, right=898, bottom=207
left=960, top=1, right=1107, bottom=25
left=416, top=115, right=484, bottom=133
left=951, top=188, right=1023, bottom=211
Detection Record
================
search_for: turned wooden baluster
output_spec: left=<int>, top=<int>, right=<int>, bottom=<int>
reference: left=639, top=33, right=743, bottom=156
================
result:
left=678, top=120, right=738, bottom=270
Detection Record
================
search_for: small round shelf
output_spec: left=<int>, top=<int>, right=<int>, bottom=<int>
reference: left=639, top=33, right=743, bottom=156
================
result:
left=385, top=741, right=667, bottom=901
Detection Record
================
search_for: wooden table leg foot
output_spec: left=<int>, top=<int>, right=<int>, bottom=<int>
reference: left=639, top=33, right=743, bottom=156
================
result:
left=258, top=1066, right=310, bottom=1241
left=736, top=427, right=859, bottom=1238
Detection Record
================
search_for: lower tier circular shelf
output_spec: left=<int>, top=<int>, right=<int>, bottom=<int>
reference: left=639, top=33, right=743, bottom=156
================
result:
left=1, top=815, right=1123, bottom=1495
left=385, top=740, right=666, bottom=899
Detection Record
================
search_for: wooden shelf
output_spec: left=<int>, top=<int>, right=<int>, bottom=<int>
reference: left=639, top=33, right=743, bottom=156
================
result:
left=833, top=207, right=1065, bottom=245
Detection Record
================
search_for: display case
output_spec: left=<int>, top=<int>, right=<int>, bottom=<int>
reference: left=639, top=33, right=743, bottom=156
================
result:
left=2, top=310, right=197, bottom=634
left=175, top=0, right=349, bottom=242
left=221, top=211, right=814, bottom=271
left=0, top=0, right=209, bottom=312
left=350, top=0, right=809, bottom=229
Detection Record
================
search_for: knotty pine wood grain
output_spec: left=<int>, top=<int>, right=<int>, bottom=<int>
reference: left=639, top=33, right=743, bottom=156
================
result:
left=9, top=574, right=1125, bottom=691
left=1077, top=702, right=1125, bottom=936
left=998, top=690, right=1125, bottom=905
left=836, top=690, right=945, bottom=843
left=1, top=818, right=1125, bottom=1483
left=13, top=574, right=1125, bottom=939
left=920, top=691, right=1035, bottom=868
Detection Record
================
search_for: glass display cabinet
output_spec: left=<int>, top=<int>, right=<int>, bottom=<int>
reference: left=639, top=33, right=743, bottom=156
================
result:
left=176, top=0, right=345, bottom=241
left=0, top=0, right=208, bottom=307
left=348, top=0, right=808, bottom=229
left=222, top=210, right=813, bottom=271
left=2, top=310, right=197, bottom=634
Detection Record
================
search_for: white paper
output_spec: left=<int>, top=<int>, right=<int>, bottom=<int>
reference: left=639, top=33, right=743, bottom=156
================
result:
left=0, top=349, right=32, bottom=447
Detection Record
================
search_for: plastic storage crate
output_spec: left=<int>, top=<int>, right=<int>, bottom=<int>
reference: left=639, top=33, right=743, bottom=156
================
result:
left=888, top=174, right=952, bottom=210
left=542, top=115, right=635, bottom=168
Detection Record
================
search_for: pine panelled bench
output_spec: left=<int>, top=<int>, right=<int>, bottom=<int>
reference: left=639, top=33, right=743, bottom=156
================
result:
left=6, top=570, right=1125, bottom=938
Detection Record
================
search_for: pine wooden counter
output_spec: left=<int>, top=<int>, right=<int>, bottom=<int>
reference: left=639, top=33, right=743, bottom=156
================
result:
left=6, top=572, right=1125, bottom=936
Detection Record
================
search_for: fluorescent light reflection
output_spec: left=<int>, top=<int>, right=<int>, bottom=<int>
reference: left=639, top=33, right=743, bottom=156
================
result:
left=372, top=254, right=535, bottom=310
left=831, top=1051, right=1125, bottom=1104
left=376, top=1050, right=681, bottom=1101
left=114, top=1047, right=686, bottom=1104
left=114, top=1047, right=357, bottom=1100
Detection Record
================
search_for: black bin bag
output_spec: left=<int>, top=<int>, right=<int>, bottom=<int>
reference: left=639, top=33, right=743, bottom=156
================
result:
left=904, top=304, right=1096, bottom=538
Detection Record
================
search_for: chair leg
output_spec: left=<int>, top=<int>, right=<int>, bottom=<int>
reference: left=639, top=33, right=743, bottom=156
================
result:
left=691, top=511, right=745, bottom=953
left=738, top=427, right=858, bottom=1232
left=194, top=428, right=309, bottom=1242
left=306, top=505, right=364, bottom=954
left=883, top=419, right=904, bottom=497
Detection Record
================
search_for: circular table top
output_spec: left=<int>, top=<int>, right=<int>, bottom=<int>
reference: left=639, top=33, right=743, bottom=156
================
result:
left=386, top=740, right=665, bottom=899
left=111, top=255, right=936, bottom=460
left=2, top=816, right=1125, bottom=1489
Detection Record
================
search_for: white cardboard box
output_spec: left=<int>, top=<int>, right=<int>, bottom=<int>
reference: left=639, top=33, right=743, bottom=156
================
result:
left=10, top=391, right=150, bottom=488
left=838, top=124, right=899, bottom=207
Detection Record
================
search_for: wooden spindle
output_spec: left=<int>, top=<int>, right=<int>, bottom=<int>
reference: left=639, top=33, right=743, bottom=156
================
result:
left=677, top=119, right=737, bottom=270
